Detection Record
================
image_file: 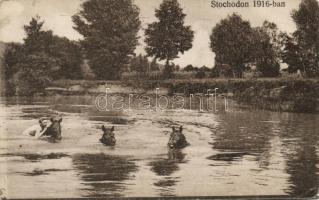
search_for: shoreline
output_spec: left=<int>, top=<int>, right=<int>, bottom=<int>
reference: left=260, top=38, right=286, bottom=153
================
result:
left=2, top=78, right=319, bottom=114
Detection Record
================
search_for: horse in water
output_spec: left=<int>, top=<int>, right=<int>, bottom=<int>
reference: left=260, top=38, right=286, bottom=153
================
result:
left=168, top=126, right=189, bottom=149
left=100, top=125, right=116, bottom=146
left=41, top=117, right=62, bottom=141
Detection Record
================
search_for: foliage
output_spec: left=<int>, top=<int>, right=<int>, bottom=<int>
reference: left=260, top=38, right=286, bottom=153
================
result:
left=281, top=33, right=305, bottom=73
left=183, top=64, right=200, bottom=72
left=15, top=53, right=60, bottom=95
left=290, top=0, right=319, bottom=77
left=23, top=16, right=83, bottom=79
left=72, top=0, right=141, bottom=80
left=144, top=0, right=194, bottom=79
left=256, top=61, right=280, bottom=77
left=150, top=58, right=160, bottom=71
left=210, top=67, right=219, bottom=78
left=200, top=65, right=211, bottom=72
left=128, top=54, right=149, bottom=79
left=48, top=36, right=83, bottom=79
left=3, top=16, right=83, bottom=95
left=210, top=13, right=255, bottom=78
left=23, top=16, right=46, bottom=54
left=210, top=62, right=233, bottom=78
left=173, top=64, right=180, bottom=72
left=195, top=68, right=206, bottom=79
left=253, top=21, right=282, bottom=77
left=3, top=43, right=24, bottom=79
left=3, top=43, right=25, bottom=95
left=183, top=64, right=195, bottom=72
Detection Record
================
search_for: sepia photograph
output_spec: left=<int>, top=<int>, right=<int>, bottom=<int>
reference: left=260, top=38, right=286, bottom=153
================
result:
left=0, top=0, right=318, bottom=199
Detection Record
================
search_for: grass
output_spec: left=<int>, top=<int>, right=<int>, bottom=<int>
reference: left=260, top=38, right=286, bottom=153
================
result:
left=51, top=77, right=319, bottom=88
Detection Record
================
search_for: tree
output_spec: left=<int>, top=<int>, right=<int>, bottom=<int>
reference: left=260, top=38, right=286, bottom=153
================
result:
left=23, top=16, right=83, bottom=79
left=183, top=64, right=195, bottom=72
left=174, top=64, right=180, bottom=71
left=3, top=43, right=24, bottom=79
left=15, top=53, right=60, bottom=95
left=210, top=13, right=255, bottom=78
left=145, top=0, right=194, bottom=79
left=150, top=58, right=160, bottom=71
left=72, top=0, right=141, bottom=80
left=281, top=33, right=305, bottom=73
left=200, top=65, right=211, bottom=72
left=253, top=21, right=282, bottom=77
left=4, top=16, right=83, bottom=95
left=3, top=43, right=25, bottom=95
left=129, top=54, right=149, bottom=78
left=47, top=36, right=83, bottom=79
left=291, top=0, right=319, bottom=77
left=23, top=15, right=46, bottom=54
left=195, top=68, right=206, bottom=79
left=211, top=62, right=233, bottom=78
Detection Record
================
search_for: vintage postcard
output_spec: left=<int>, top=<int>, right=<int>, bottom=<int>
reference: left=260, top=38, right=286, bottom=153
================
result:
left=0, top=0, right=318, bottom=199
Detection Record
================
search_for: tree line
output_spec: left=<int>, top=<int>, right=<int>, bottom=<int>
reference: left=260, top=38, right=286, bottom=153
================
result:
left=3, top=0, right=319, bottom=95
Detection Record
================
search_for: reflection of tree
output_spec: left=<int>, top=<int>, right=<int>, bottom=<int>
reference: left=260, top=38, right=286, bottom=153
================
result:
left=72, top=153, right=138, bottom=198
left=150, top=149, right=185, bottom=176
left=278, top=114, right=319, bottom=197
left=213, top=110, right=319, bottom=197
left=211, top=112, right=273, bottom=166
left=148, top=149, right=186, bottom=196
left=285, top=145, right=318, bottom=197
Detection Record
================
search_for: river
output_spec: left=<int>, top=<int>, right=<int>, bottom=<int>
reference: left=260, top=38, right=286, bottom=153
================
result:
left=0, top=95, right=318, bottom=198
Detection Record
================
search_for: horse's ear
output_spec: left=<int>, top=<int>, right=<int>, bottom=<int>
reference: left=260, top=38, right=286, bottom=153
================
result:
left=58, top=118, right=62, bottom=123
left=172, top=127, right=175, bottom=132
left=50, top=117, right=54, bottom=122
left=180, top=126, right=183, bottom=132
left=111, top=126, right=114, bottom=131
left=102, top=125, right=106, bottom=131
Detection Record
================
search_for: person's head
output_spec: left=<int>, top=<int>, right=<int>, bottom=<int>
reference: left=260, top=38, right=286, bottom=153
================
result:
left=39, top=118, right=49, bottom=129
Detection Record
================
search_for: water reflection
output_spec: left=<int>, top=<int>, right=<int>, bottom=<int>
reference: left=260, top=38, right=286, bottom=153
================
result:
left=212, top=111, right=273, bottom=152
left=2, top=96, right=319, bottom=198
left=277, top=113, right=319, bottom=197
left=1, top=152, right=69, bottom=162
left=210, top=111, right=274, bottom=171
left=207, top=152, right=251, bottom=162
left=72, top=153, right=138, bottom=197
left=149, top=149, right=187, bottom=196
left=22, top=168, right=70, bottom=176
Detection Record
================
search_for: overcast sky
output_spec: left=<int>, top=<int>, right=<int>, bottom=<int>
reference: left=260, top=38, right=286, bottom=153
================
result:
left=0, top=0, right=302, bottom=67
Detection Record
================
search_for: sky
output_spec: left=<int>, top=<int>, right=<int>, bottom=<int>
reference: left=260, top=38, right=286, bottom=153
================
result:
left=0, top=0, right=303, bottom=67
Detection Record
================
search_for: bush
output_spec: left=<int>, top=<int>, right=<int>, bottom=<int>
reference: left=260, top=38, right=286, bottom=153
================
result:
left=257, top=62, right=280, bottom=77
left=195, top=69, right=206, bottom=79
left=210, top=67, right=220, bottom=78
left=14, top=53, right=60, bottom=95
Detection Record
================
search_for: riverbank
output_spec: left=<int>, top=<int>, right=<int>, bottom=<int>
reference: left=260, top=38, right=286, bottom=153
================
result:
left=45, top=78, right=319, bottom=113
left=166, top=78, right=319, bottom=113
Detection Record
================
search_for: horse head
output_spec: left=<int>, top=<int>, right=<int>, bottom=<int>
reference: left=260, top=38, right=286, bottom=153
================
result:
left=45, top=117, right=62, bottom=140
left=100, top=125, right=116, bottom=146
left=168, top=126, right=189, bottom=149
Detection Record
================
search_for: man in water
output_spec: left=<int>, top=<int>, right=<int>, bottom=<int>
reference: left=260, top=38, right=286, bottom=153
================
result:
left=22, top=117, right=51, bottom=138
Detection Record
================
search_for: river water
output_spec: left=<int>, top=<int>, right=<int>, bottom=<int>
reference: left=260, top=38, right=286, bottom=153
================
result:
left=0, top=95, right=318, bottom=198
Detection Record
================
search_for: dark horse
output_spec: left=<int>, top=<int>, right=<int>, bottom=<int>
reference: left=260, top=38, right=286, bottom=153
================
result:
left=168, top=126, right=189, bottom=149
left=100, top=125, right=116, bottom=146
left=41, top=117, right=62, bottom=141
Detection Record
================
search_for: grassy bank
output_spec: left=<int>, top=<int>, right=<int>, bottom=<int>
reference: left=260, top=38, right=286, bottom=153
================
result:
left=49, top=78, right=319, bottom=113
left=163, top=78, right=319, bottom=113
